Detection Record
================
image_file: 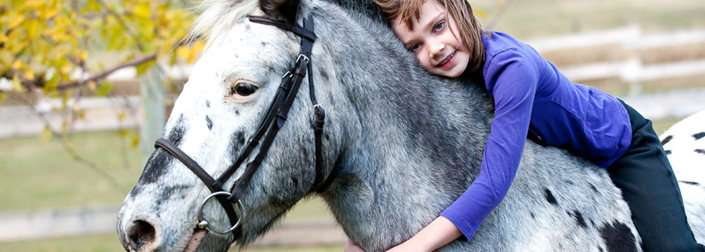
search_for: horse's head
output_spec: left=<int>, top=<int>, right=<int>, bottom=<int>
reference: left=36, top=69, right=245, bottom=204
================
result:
left=117, top=0, right=345, bottom=250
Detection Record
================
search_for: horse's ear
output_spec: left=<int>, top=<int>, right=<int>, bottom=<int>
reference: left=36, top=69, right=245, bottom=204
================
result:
left=259, top=0, right=301, bottom=24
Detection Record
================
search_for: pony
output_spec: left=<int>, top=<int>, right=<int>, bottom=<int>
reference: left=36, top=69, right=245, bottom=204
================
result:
left=116, top=0, right=702, bottom=251
left=660, top=110, right=705, bottom=242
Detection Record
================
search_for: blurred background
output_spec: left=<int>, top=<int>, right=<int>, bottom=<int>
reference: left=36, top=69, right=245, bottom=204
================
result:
left=1, top=0, right=704, bottom=251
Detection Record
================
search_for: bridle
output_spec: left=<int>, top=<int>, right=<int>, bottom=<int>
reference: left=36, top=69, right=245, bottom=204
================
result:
left=153, top=14, right=331, bottom=237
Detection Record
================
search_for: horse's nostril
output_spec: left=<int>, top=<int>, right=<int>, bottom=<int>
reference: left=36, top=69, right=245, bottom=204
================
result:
left=128, top=220, right=156, bottom=250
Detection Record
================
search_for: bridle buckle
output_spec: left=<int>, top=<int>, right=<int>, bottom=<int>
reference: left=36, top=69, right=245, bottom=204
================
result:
left=296, top=54, right=310, bottom=64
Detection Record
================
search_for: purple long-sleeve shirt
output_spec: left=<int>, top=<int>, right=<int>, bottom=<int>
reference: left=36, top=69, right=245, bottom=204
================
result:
left=440, top=31, right=632, bottom=240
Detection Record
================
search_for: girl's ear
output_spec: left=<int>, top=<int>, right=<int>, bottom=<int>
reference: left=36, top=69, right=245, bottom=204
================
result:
left=259, top=0, right=301, bottom=24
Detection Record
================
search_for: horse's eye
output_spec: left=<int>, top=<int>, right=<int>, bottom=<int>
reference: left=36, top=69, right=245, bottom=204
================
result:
left=231, top=82, right=258, bottom=97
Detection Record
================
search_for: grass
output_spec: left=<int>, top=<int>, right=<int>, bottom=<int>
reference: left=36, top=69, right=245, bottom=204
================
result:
left=0, top=130, right=142, bottom=211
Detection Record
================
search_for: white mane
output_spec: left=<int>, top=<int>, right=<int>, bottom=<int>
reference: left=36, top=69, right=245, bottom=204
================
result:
left=188, top=0, right=313, bottom=48
left=189, top=0, right=261, bottom=47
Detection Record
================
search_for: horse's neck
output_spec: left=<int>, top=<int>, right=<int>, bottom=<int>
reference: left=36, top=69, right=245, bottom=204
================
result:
left=313, top=6, right=492, bottom=249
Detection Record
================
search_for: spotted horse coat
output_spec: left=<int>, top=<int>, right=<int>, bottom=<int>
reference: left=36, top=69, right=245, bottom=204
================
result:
left=661, top=110, right=705, bottom=242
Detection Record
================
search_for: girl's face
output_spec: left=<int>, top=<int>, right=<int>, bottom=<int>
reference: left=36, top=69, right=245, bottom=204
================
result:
left=392, top=0, right=470, bottom=77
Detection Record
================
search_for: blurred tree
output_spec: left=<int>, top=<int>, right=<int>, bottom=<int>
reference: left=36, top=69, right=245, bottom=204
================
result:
left=0, top=0, right=203, bottom=186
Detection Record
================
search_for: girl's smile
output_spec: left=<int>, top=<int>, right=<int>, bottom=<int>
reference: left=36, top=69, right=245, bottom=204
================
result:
left=436, top=50, right=456, bottom=68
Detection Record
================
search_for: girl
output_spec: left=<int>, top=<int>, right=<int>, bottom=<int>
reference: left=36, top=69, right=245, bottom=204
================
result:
left=345, top=0, right=705, bottom=251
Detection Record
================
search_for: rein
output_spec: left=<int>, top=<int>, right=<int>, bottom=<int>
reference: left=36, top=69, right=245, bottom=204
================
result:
left=153, top=15, right=332, bottom=237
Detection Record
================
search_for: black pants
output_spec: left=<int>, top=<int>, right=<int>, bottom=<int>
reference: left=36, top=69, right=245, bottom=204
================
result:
left=607, top=101, right=703, bottom=251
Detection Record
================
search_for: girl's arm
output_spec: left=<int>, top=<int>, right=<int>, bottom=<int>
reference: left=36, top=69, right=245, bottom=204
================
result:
left=390, top=49, right=540, bottom=250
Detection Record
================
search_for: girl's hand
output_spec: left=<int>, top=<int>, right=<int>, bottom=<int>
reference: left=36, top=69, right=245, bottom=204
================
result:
left=345, top=239, right=366, bottom=252
left=386, top=216, right=461, bottom=252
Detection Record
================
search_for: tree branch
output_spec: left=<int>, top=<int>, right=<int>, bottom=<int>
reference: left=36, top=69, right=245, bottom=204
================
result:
left=485, top=0, right=515, bottom=30
left=56, top=53, right=157, bottom=90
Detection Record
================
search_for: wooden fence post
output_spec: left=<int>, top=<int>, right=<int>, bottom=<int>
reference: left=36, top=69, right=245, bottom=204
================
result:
left=621, top=24, right=643, bottom=95
left=139, top=66, right=166, bottom=163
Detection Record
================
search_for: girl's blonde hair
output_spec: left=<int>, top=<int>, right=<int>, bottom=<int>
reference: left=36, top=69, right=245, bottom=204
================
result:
left=374, top=0, right=485, bottom=73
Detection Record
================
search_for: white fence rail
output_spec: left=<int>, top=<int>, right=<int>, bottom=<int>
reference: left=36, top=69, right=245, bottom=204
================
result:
left=527, top=26, right=705, bottom=86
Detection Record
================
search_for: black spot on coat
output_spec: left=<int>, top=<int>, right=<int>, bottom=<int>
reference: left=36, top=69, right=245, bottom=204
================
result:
left=589, top=183, right=599, bottom=194
left=599, top=221, right=637, bottom=252
left=320, top=69, right=329, bottom=81
left=693, top=132, right=705, bottom=140
left=136, top=116, right=186, bottom=186
left=230, top=131, right=247, bottom=164
left=544, top=188, right=558, bottom=206
left=661, top=135, right=673, bottom=145
left=569, top=210, right=587, bottom=228
left=206, top=116, right=213, bottom=130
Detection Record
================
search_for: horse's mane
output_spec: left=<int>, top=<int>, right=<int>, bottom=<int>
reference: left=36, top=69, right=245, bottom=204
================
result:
left=188, top=0, right=384, bottom=47
left=188, top=0, right=261, bottom=47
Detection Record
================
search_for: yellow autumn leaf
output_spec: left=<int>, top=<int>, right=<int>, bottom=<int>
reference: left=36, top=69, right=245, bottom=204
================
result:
left=0, top=93, right=6, bottom=111
left=24, top=0, right=44, bottom=8
left=8, top=16, right=25, bottom=29
left=0, top=50, right=12, bottom=68
left=12, top=76, right=24, bottom=92
left=133, top=2, right=151, bottom=18
left=187, top=41, right=206, bottom=64
left=95, top=83, right=113, bottom=96
left=60, top=63, right=71, bottom=74
left=118, top=129, right=129, bottom=137
left=176, top=46, right=189, bottom=62
left=41, top=126, right=52, bottom=142
left=135, top=60, right=155, bottom=76
left=82, top=0, right=101, bottom=12
left=131, top=135, right=140, bottom=148
left=118, top=110, right=126, bottom=121
left=45, top=7, right=60, bottom=19
left=474, top=9, right=488, bottom=20
left=25, top=69, right=35, bottom=80
left=12, top=60, right=22, bottom=70
left=87, top=81, right=97, bottom=91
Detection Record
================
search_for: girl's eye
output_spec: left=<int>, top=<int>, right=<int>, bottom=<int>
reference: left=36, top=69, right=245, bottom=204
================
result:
left=409, top=44, right=421, bottom=52
left=230, top=82, right=259, bottom=97
left=433, top=21, right=445, bottom=33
